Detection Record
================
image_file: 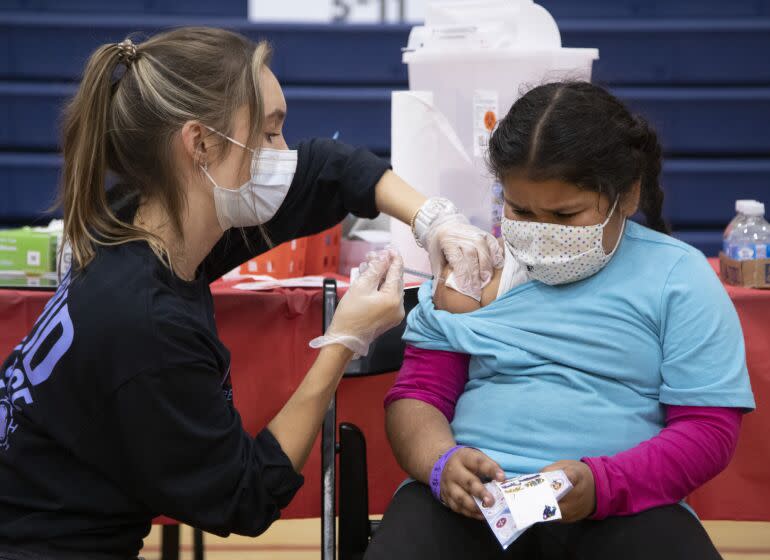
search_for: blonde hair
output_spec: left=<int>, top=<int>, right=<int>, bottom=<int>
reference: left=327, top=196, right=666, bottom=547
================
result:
left=60, top=27, right=272, bottom=270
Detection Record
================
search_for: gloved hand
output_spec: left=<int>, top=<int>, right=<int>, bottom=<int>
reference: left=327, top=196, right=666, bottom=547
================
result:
left=423, top=213, right=503, bottom=299
left=310, top=249, right=405, bottom=357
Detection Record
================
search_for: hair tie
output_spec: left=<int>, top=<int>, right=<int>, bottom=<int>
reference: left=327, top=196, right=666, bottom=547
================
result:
left=117, top=39, right=138, bottom=66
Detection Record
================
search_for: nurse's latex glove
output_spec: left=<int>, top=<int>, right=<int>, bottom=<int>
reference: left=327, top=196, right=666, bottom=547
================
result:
left=310, top=249, right=404, bottom=357
left=424, top=214, right=503, bottom=299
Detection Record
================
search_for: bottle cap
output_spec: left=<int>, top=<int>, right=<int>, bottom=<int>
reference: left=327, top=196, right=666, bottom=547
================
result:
left=735, top=199, right=756, bottom=212
left=736, top=200, right=764, bottom=216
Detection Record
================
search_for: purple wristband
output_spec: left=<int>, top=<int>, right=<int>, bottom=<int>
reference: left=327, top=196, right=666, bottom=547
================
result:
left=430, top=445, right=467, bottom=502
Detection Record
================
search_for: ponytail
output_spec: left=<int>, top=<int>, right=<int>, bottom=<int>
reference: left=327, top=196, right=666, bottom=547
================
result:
left=60, top=41, right=155, bottom=270
left=59, top=28, right=272, bottom=272
left=632, top=116, right=670, bottom=234
left=61, top=43, right=123, bottom=269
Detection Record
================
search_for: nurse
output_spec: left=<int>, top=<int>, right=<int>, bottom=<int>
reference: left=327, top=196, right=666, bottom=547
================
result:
left=0, top=28, right=501, bottom=559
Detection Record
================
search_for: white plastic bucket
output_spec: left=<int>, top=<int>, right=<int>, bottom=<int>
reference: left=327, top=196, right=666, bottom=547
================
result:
left=397, top=0, right=599, bottom=233
left=406, top=48, right=597, bottom=159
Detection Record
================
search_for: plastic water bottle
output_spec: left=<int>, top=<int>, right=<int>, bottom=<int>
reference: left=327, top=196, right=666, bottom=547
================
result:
left=724, top=200, right=770, bottom=260
left=722, top=200, right=759, bottom=254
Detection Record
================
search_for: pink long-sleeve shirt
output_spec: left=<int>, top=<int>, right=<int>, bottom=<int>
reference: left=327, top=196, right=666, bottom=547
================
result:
left=385, top=345, right=742, bottom=518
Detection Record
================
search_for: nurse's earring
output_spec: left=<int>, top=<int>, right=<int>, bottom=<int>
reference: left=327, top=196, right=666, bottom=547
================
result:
left=200, top=160, right=219, bottom=190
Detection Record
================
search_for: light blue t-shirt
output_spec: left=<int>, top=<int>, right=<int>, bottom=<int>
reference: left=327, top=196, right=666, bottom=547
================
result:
left=403, top=220, right=755, bottom=476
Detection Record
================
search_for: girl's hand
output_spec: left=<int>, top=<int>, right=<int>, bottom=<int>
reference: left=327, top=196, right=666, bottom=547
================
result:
left=541, top=460, right=597, bottom=523
left=440, top=447, right=506, bottom=521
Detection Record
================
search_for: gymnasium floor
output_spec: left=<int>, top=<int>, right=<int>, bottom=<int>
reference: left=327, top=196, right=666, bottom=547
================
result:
left=140, top=519, right=770, bottom=559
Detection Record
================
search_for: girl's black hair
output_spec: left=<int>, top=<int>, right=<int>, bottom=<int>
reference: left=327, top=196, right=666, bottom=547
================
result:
left=488, top=81, right=669, bottom=234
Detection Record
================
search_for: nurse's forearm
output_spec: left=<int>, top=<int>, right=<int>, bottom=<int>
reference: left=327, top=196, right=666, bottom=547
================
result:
left=268, top=345, right=354, bottom=472
left=374, top=170, right=428, bottom=225
left=386, top=398, right=457, bottom=484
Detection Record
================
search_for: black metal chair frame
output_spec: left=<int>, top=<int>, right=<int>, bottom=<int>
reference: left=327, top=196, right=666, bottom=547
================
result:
left=160, top=525, right=204, bottom=560
left=321, top=278, right=419, bottom=560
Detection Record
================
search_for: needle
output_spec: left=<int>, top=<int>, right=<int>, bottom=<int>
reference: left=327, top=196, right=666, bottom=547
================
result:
left=403, top=267, right=433, bottom=280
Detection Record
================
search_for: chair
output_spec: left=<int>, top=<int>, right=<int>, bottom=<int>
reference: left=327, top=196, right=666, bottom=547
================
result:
left=320, top=279, right=421, bottom=560
left=158, top=522, right=204, bottom=560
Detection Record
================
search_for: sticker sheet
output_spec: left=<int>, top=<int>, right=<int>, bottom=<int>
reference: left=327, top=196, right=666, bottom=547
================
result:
left=474, top=470, right=573, bottom=549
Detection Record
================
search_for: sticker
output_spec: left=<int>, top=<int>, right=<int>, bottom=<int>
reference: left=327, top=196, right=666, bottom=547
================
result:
left=474, top=480, right=524, bottom=550
left=473, top=90, right=499, bottom=158
left=476, top=470, right=572, bottom=549
left=543, top=470, right=574, bottom=500
left=503, top=474, right=561, bottom=528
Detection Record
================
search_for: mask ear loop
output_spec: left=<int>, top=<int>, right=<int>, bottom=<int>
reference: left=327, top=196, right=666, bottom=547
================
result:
left=602, top=197, right=627, bottom=256
left=601, top=197, right=621, bottom=227
left=200, top=161, right=220, bottom=189
left=203, top=125, right=255, bottom=154
left=197, top=129, right=221, bottom=190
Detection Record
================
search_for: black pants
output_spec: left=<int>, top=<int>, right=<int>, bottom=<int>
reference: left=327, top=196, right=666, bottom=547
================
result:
left=365, top=482, right=722, bottom=560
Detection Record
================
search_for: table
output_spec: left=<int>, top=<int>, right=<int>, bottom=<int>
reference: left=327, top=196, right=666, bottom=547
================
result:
left=687, top=261, right=770, bottom=521
left=0, top=260, right=767, bottom=521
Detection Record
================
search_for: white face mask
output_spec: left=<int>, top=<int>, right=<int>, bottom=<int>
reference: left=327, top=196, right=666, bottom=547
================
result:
left=201, top=126, right=297, bottom=230
left=501, top=199, right=625, bottom=285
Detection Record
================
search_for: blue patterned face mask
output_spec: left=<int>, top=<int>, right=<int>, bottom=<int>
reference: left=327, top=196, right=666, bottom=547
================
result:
left=501, top=199, right=624, bottom=285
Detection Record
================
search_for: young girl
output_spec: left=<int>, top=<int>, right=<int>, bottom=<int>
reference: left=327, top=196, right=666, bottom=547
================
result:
left=368, top=82, right=755, bottom=560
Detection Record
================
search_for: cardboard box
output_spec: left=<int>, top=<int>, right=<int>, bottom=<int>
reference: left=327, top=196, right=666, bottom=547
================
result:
left=0, top=227, right=58, bottom=275
left=719, top=252, right=770, bottom=289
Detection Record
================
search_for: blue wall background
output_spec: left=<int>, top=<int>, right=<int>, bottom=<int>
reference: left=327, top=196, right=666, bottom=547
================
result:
left=2, top=0, right=770, bottom=255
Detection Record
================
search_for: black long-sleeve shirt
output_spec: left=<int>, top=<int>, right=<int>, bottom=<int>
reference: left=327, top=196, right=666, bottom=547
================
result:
left=0, top=139, right=390, bottom=558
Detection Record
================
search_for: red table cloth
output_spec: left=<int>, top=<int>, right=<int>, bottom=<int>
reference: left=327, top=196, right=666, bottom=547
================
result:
left=0, top=260, right=767, bottom=521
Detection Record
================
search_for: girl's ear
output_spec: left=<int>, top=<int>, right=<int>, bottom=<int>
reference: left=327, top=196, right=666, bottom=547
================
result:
left=621, top=180, right=642, bottom=216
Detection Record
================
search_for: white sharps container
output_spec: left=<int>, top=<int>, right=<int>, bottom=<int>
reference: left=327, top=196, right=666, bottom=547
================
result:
left=395, top=0, right=599, bottom=247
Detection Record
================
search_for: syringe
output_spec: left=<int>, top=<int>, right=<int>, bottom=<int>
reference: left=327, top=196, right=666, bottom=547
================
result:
left=403, top=267, right=433, bottom=280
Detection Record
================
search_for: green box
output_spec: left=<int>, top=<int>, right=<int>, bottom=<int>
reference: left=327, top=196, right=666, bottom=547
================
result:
left=0, top=227, right=58, bottom=275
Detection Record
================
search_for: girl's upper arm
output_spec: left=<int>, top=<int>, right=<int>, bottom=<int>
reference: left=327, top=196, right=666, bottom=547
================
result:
left=433, top=265, right=502, bottom=313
